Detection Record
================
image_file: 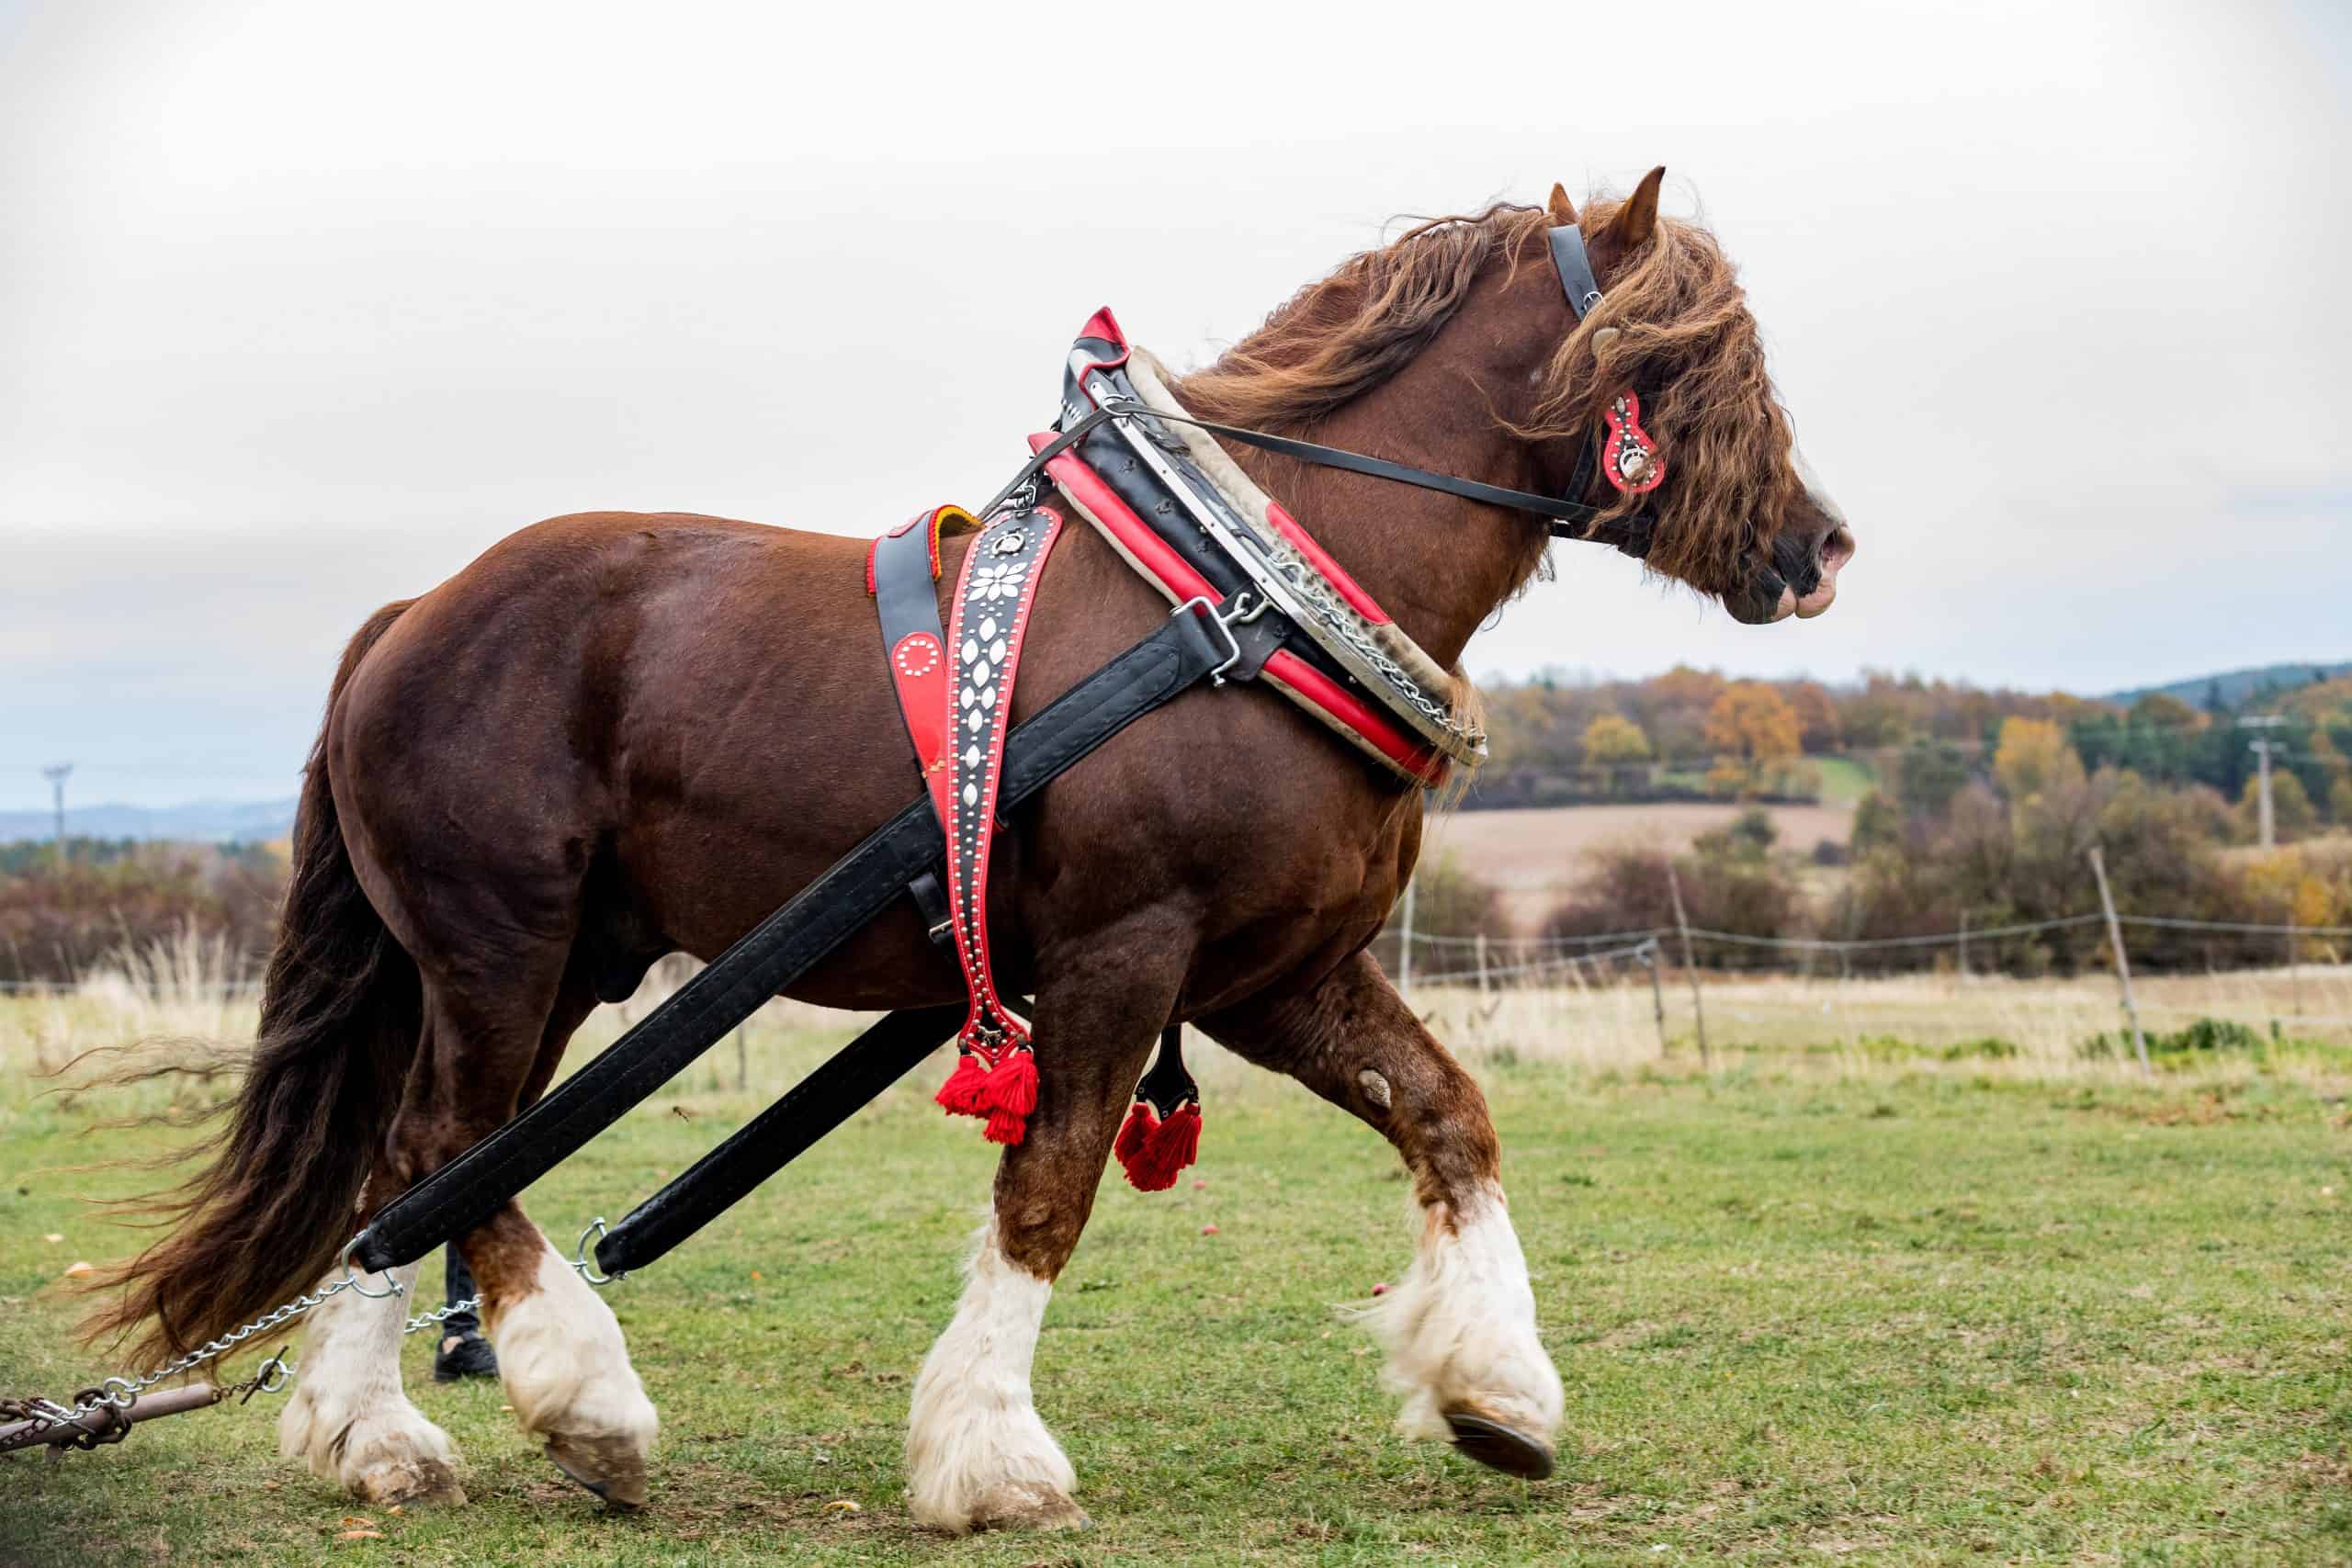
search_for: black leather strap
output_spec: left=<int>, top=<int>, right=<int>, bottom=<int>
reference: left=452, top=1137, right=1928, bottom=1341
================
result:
left=353, top=605, right=1239, bottom=1272
left=1104, top=401, right=1642, bottom=549
left=1134, top=1023, right=1197, bottom=1117
left=1547, top=223, right=1604, bottom=321
left=594, top=1004, right=967, bottom=1275
left=871, top=522, right=948, bottom=686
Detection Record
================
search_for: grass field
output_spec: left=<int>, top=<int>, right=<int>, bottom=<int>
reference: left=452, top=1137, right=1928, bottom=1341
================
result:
left=4, top=985, right=2349, bottom=1566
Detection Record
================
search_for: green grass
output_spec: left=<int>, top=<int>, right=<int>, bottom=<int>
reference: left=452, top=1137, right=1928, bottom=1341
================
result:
left=1812, top=755, right=1877, bottom=807
left=4, top=1009, right=2350, bottom=1564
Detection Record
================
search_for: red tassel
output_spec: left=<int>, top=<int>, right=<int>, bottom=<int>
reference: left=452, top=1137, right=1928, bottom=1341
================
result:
left=1113, top=1100, right=1157, bottom=1180
left=977, top=1049, right=1037, bottom=1145
left=979, top=1048, right=1037, bottom=1117
left=933, top=1053, right=989, bottom=1118
left=983, top=1104, right=1029, bottom=1145
left=1125, top=1101, right=1201, bottom=1191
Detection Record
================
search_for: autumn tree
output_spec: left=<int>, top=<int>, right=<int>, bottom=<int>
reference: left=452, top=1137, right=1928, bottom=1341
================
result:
left=1993, top=716, right=2085, bottom=802
left=1785, top=680, right=1841, bottom=752
left=1703, top=682, right=1801, bottom=795
left=2238, top=770, right=2317, bottom=843
left=1581, top=712, right=1652, bottom=762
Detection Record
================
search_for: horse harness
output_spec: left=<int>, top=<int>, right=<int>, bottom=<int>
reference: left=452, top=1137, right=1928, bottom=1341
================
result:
left=865, top=222, right=1661, bottom=1176
left=347, top=220, right=1663, bottom=1280
left=25, top=221, right=1688, bottom=1457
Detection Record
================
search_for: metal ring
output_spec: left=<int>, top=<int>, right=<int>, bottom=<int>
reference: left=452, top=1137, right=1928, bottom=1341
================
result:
left=99, top=1376, right=141, bottom=1412
left=255, top=1355, right=294, bottom=1395
left=571, top=1218, right=620, bottom=1287
left=337, top=1235, right=405, bottom=1300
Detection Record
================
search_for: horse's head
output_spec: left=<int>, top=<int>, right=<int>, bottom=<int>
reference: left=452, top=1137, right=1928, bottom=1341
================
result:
left=1532, top=169, right=1856, bottom=626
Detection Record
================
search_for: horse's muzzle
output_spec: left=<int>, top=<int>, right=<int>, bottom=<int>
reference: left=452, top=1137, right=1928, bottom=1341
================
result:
left=1729, top=522, right=1857, bottom=626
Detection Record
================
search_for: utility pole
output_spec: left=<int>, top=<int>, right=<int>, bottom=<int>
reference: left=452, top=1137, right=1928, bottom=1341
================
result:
left=40, top=763, right=73, bottom=863
left=2240, top=716, right=2288, bottom=851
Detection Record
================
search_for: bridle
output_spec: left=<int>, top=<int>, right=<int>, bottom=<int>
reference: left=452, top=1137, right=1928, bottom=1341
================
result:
left=982, top=223, right=1646, bottom=550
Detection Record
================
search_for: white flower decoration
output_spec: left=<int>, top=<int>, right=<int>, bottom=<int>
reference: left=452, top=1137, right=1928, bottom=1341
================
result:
left=969, top=563, right=1023, bottom=603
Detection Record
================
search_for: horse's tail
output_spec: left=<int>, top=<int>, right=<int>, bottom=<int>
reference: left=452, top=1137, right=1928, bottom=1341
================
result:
left=86, top=599, right=424, bottom=1367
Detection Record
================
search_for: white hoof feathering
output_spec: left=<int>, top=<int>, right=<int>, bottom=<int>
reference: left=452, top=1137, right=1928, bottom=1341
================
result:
left=1363, top=1183, right=1565, bottom=1442
left=905, top=1220, right=1082, bottom=1533
left=485, top=1234, right=660, bottom=1506
left=277, top=1260, right=465, bottom=1505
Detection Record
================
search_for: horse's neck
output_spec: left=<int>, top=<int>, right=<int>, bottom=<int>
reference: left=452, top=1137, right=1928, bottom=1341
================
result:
left=1239, top=375, right=1549, bottom=673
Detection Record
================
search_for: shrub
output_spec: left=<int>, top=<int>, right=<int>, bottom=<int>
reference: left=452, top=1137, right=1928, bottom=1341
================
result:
left=0, top=844, right=284, bottom=986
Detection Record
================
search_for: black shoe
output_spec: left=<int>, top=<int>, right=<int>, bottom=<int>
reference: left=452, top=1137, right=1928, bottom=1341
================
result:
left=434, top=1329, right=500, bottom=1382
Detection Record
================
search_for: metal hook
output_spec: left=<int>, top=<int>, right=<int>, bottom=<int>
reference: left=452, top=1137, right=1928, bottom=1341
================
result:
left=571, top=1217, right=622, bottom=1287
left=1170, top=594, right=1249, bottom=686
left=337, top=1235, right=405, bottom=1300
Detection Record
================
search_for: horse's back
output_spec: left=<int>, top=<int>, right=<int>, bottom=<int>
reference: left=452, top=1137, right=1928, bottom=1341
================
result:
left=323, top=509, right=933, bottom=984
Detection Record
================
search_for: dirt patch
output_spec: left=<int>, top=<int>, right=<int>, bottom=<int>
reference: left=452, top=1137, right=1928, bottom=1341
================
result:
left=1423, top=802, right=1855, bottom=930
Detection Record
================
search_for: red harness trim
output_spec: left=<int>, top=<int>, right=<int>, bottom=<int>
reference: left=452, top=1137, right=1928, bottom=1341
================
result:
left=1035, top=435, right=1447, bottom=786
left=928, top=505, right=1066, bottom=1145
left=1264, top=502, right=1389, bottom=626
left=1602, top=391, right=1666, bottom=495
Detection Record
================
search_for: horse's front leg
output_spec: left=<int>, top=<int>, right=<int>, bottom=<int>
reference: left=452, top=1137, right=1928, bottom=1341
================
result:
left=904, top=931, right=1182, bottom=1534
left=1204, top=949, right=1564, bottom=1477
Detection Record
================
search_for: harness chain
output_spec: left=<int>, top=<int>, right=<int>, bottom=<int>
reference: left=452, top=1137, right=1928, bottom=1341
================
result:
left=4, top=1220, right=615, bottom=1455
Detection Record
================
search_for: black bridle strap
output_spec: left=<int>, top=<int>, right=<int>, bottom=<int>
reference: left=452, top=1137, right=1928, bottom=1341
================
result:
left=982, top=221, right=1634, bottom=545
left=1098, top=400, right=1627, bottom=544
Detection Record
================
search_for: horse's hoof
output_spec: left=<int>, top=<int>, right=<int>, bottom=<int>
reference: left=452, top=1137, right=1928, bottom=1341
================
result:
left=1444, top=1410, right=1556, bottom=1480
left=967, top=1480, right=1091, bottom=1532
left=351, top=1451, right=467, bottom=1507
left=546, top=1430, right=650, bottom=1509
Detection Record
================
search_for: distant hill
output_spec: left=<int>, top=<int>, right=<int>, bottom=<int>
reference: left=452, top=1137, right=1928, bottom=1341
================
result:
left=2103, top=660, right=2352, bottom=710
left=0, top=797, right=297, bottom=846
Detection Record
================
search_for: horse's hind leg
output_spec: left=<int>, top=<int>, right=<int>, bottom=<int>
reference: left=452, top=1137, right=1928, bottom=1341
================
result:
left=276, top=1255, right=463, bottom=1505
left=1204, top=950, right=1564, bottom=1477
left=405, top=971, right=661, bottom=1506
left=905, top=930, right=1183, bottom=1533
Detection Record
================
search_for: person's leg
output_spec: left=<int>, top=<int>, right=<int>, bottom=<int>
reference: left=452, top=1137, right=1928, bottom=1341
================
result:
left=434, top=1246, right=500, bottom=1382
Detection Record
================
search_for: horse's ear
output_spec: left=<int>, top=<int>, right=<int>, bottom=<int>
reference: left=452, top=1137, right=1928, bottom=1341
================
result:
left=1547, top=183, right=1578, bottom=226
left=1604, top=165, right=1666, bottom=251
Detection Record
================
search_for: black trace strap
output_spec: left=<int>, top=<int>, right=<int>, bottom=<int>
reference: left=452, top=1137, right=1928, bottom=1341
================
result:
left=353, top=606, right=1240, bottom=1272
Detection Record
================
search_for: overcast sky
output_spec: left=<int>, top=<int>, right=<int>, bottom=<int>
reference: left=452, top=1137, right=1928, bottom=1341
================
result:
left=3, top=0, right=2346, bottom=809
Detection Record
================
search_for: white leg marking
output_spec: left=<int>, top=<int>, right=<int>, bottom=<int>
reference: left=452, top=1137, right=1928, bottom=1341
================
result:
left=486, top=1234, right=659, bottom=1505
left=1362, top=1183, right=1565, bottom=1442
left=905, top=1219, right=1081, bottom=1533
left=277, top=1260, right=465, bottom=1504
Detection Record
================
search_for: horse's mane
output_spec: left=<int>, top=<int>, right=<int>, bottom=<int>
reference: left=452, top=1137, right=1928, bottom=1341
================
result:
left=1176, top=195, right=1803, bottom=595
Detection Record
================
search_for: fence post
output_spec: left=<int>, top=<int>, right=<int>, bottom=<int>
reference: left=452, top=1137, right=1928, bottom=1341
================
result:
left=1475, top=932, right=1490, bottom=999
left=1646, top=939, right=1668, bottom=1055
left=1397, top=875, right=1416, bottom=998
left=1666, top=863, right=1708, bottom=1068
left=735, top=1021, right=749, bottom=1092
left=1957, top=908, right=1971, bottom=982
left=2086, top=845, right=2152, bottom=1079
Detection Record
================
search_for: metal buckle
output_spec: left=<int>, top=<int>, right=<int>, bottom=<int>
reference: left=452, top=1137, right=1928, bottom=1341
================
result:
left=1171, top=592, right=1262, bottom=687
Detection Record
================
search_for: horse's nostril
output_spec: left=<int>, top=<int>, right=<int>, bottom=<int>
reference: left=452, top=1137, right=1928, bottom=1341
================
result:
left=1819, top=526, right=1856, bottom=572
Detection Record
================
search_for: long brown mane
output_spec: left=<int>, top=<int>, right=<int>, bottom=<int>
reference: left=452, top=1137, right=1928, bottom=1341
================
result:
left=1176, top=195, right=1805, bottom=595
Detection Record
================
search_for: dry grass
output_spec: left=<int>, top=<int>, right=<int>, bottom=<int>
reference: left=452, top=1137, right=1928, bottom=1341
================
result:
left=1407, top=962, right=2352, bottom=1087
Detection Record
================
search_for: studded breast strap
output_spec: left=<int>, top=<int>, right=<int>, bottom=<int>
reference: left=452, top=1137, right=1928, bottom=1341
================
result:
left=922, top=504, right=1065, bottom=1145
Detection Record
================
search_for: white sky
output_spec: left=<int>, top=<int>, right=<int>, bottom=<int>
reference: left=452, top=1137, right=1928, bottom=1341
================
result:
left=2, top=0, right=2346, bottom=807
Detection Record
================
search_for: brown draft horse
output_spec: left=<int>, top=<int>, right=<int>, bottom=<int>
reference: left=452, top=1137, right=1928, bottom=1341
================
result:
left=96, top=170, right=1855, bottom=1531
